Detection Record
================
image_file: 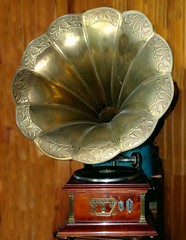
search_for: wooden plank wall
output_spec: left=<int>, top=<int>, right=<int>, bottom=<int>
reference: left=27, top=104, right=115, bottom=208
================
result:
left=0, top=0, right=185, bottom=239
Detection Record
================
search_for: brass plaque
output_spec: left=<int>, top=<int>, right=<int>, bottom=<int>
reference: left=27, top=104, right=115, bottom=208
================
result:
left=89, top=198, right=118, bottom=216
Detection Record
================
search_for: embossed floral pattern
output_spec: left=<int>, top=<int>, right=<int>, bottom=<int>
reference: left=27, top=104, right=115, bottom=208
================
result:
left=122, top=12, right=153, bottom=40
left=36, top=136, right=72, bottom=159
left=16, top=106, right=42, bottom=140
left=77, top=145, right=119, bottom=164
left=148, top=35, right=172, bottom=72
left=12, top=8, right=174, bottom=164
left=150, top=77, right=173, bottom=116
left=22, top=35, right=51, bottom=69
left=84, top=8, right=119, bottom=26
left=12, top=70, right=30, bottom=104
left=48, top=15, right=82, bottom=41
left=120, top=116, right=155, bottom=149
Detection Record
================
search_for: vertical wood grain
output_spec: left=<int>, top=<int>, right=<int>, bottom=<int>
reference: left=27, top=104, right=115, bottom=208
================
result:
left=0, top=0, right=185, bottom=240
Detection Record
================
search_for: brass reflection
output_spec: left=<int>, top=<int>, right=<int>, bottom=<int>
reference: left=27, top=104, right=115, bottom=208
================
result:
left=12, top=7, right=174, bottom=164
left=89, top=198, right=118, bottom=216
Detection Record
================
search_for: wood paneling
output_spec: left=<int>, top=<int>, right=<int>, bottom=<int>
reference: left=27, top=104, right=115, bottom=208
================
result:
left=0, top=0, right=185, bottom=239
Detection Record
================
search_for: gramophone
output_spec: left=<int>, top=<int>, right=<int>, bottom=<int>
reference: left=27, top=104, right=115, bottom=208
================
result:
left=12, top=7, right=174, bottom=239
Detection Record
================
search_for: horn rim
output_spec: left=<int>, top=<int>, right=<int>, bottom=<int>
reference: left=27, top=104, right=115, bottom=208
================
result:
left=12, top=7, right=174, bottom=164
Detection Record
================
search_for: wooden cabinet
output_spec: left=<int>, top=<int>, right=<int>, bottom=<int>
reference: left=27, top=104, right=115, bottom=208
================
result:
left=55, top=174, right=157, bottom=239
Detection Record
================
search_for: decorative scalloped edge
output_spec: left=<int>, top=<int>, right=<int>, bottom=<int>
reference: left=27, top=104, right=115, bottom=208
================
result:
left=122, top=11, right=153, bottom=40
left=120, top=115, right=156, bottom=149
left=21, top=35, right=51, bottom=69
left=47, top=15, right=82, bottom=41
left=33, top=114, right=157, bottom=164
left=149, top=76, right=174, bottom=116
left=16, top=106, right=42, bottom=140
left=147, top=34, right=173, bottom=73
left=84, top=8, right=120, bottom=27
left=12, top=7, right=174, bottom=164
left=35, top=136, right=72, bottom=159
left=12, top=70, right=30, bottom=104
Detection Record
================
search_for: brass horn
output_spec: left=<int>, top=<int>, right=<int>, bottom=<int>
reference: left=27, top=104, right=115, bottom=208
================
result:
left=12, top=7, right=174, bottom=164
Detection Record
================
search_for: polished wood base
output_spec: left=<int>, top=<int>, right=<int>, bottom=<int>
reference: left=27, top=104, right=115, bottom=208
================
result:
left=55, top=219, right=157, bottom=238
left=54, top=172, right=158, bottom=239
left=57, top=238, right=158, bottom=240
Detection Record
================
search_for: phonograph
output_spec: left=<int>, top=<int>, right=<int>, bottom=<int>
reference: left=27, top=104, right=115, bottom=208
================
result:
left=12, top=7, right=174, bottom=239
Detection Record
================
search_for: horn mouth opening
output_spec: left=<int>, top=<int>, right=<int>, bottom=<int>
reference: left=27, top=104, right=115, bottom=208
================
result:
left=99, top=107, right=119, bottom=123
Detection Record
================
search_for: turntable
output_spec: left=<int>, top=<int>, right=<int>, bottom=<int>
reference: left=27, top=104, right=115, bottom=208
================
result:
left=12, top=7, right=174, bottom=239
